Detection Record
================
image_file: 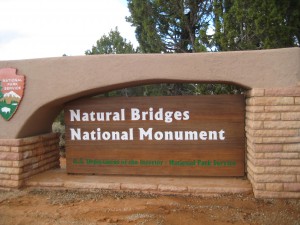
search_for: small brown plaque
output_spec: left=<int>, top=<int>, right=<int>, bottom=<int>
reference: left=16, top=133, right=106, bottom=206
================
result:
left=65, top=95, right=245, bottom=176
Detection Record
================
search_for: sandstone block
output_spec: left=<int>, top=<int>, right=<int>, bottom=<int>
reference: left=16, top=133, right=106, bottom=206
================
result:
left=247, top=169, right=254, bottom=180
left=281, top=159, right=300, bottom=166
left=253, top=159, right=280, bottom=166
left=246, top=106, right=265, bottom=113
left=13, top=157, right=36, bottom=168
left=158, top=184, right=188, bottom=193
left=295, top=97, right=300, bottom=104
left=247, top=170, right=253, bottom=179
left=0, top=179, right=22, bottom=188
left=10, top=147, right=20, bottom=152
left=22, top=151, right=32, bottom=159
left=0, top=174, right=11, bottom=179
left=246, top=112, right=281, bottom=121
left=254, top=190, right=300, bottom=199
left=246, top=153, right=254, bottom=164
left=265, top=105, right=300, bottom=112
left=265, top=167, right=300, bottom=174
left=11, top=146, right=26, bottom=153
left=31, top=146, right=58, bottom=157
left=246, top=140, right=255, bottom=151
left=263, top=136, right=300, bottom=144
left=247, top=97, right=294, bottom=106
left=0, top=167, right=22, bottom=175
left=0, top=146, right=10, bottom=152
left=255, top=174, right=296, bottom=183
left=246, top=134, right=263, bottom=143
left=265, top=152, right=298, bottom=159
left=283, top=144, right=300, bottom=152
left=247, top=160, right=264, bottom=173
left=265, top=87, right=300, bottom=97
left=44, top=161, right=60, bottom=170
left=0, top=160, right=13, bottom=167
left=188, top=186, right=212, bottom=193
left=249, top=152, right=265, bottom=159
left=254, top=144, right=283, bottom=152
left=0, top=139, right=22, bottom=147
left=34, top=181, right=64, bottom=187
left=246, top=120, right=264, bottom=129
left=0, top=152, right=22, bottom=161
left=251, top=130, right=298, bottom=137
left=10, top=174, right=21, bottom=181
left=50, top=144, right=59, bottom=151
left=23, top=155, right=59, bottom=173
left=64, top=181, right=121, bottom=190
left=18, top=136, right=42, bottom=146
left=251, top=182, right=265, bottom=191
left=47, top=139, right=60, bottom=145
left=264, top=121, right=300, bottom=129
left=284, top=183, right=300, bottom=192
left=19, top=170, right=37, bottom=180
left=40, top=133, right=59, bottom=141
left=266, top=183, right=283, bottom=192
left=32, top=163, right=39, bottom=169
left=281, top=112, right=300, bottom=120
left=11, top=144, right=40, bottom=153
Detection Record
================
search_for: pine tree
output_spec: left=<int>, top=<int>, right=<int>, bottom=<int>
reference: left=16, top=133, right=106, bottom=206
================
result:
left=213, top=0, right=300, bottom=51
left=126, top=0, right=213, bottom=53
left=85, top=28, right=145, bottom=97
left=126, top=0, right=242, bottom=95
left=85, top=27, right=138, bottom=55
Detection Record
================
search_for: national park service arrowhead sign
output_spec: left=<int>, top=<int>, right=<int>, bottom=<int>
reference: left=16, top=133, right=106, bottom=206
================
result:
left=0, top=68, right=25, bottom=121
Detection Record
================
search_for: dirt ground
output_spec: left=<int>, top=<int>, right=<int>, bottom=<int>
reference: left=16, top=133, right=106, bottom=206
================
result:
left=0, top=189, right=299, bottom=225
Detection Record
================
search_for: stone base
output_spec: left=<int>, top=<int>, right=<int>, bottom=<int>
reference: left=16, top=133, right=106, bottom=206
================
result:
left=25, top=169, right=253, bottom=196
left=0, top=133, right=60, bottom=188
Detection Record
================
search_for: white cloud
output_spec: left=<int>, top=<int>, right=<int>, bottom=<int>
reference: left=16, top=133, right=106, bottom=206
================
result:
left=0, top=0, right=137, bottom=60
left=0, top=30, right=24, bottom=44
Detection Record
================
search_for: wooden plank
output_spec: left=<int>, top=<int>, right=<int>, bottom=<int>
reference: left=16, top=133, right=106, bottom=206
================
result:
left=65, top=95, right=245, bottom=176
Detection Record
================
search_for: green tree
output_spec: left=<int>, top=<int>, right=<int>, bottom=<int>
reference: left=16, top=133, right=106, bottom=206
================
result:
left=86, top=28, right=145, bottom=97
left=213, top=0, right=300, bottom=51
left=127, top=0, right=211, bottom=94
left=126, top=0, right=242, bottom=95
left=126, top=0, right=213, bottom=53
left=85, top=27, right=138, bottom=55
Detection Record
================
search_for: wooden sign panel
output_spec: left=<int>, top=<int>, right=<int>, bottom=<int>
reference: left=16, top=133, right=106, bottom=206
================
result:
left=65, top=95, right=245, bottom=176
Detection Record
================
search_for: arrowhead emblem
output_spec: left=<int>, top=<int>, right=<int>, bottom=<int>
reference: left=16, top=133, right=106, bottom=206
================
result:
left=0, top=68, right=25, bottom=121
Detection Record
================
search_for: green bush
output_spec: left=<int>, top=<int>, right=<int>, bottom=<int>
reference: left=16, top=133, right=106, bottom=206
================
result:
left=52, top=122, right=65, bottom=157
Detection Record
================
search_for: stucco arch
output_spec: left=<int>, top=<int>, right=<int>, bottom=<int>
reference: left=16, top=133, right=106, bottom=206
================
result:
left=0, top=47, right=299, bottom=138
left=17, top=79, right=246, bottom=138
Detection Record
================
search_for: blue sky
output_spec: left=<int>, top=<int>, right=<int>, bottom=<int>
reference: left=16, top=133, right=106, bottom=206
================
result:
left=0, top=0, right=138, bottom=60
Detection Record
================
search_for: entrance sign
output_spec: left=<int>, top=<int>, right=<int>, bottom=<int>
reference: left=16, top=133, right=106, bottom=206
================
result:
left=65, top=95, right=245, bottom=176
left=0, top=68, right=25, bottom=121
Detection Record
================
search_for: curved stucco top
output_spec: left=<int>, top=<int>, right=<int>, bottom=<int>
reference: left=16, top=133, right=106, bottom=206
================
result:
left=0, top=47, right=299, bottom=138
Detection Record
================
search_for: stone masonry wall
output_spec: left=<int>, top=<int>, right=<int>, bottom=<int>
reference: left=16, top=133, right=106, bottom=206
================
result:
left=246, top=88, right=300, bottom=198
left=0, top=133, right=60, bottom=189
